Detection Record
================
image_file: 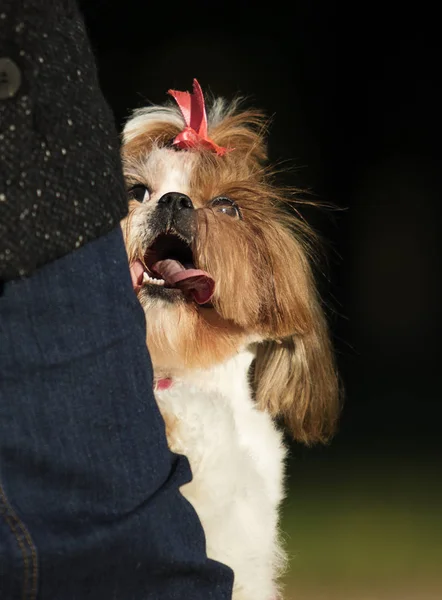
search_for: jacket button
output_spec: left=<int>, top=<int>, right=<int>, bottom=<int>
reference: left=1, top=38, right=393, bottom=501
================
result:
left=0, top=57, right=22, bottom=99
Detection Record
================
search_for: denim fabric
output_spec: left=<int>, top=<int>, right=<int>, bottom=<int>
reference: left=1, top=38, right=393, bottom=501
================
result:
left=0, top=227, right=233, bottom=599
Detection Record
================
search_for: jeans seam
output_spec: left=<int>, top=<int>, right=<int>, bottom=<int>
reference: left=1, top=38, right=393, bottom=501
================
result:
left=0, top=483, right=38, bottom=600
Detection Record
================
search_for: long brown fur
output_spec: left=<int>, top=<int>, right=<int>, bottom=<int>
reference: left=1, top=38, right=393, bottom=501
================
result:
left=122, top=97, right=340, bottom=444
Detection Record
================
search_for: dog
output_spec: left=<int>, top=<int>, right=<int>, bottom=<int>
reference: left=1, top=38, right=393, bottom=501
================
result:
left=121, top=79, right=339, bottom=599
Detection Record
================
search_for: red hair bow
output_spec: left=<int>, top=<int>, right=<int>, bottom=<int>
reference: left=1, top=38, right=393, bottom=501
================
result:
left=168, top=79, right=231, bottom=156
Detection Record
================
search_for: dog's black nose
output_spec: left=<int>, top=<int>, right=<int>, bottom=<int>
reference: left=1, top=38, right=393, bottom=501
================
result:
left=154, top=192, right=196, bottom=240
left=158, top=192, right=194, bottom=211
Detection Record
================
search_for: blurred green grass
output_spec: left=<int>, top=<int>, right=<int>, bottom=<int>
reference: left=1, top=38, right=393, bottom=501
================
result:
left=279, top=454, right=442, bottom=599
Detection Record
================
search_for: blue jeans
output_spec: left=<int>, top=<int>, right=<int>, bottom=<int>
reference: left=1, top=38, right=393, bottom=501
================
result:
left=0, top=228, right=233, bottom=599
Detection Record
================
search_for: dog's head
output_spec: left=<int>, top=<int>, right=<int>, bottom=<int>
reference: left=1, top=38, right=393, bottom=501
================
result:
left=122, top=80, right=339, bottom=444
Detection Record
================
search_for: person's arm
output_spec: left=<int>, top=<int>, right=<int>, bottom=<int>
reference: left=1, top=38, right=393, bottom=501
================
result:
left=0, top=2, right=234, bottom=598
left=0, top=0, right=126, bottom=280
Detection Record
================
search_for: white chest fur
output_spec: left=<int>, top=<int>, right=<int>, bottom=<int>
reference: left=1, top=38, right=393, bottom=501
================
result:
left=155, top=350, right=287, bottom=600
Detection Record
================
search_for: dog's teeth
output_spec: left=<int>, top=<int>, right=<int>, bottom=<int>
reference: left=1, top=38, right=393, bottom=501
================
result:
left=143, top=271, right=165, bottom=286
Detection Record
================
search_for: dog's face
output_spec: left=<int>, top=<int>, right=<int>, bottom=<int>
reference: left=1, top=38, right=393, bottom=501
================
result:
left=122, top=91, right=339, bottom=444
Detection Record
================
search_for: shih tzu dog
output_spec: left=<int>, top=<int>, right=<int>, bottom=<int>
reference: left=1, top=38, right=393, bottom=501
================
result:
left=122, top=79, right=339, bottom=600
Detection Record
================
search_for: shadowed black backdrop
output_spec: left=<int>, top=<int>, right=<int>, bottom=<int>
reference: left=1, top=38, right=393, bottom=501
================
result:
left=82, top=1, right=441, bottom=596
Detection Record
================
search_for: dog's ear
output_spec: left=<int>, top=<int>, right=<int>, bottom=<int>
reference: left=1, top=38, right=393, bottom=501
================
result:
left=253, top=305, right=340, bottom=445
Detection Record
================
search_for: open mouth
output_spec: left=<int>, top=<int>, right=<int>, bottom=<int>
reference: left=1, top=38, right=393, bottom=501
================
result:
left=130, top=233, right=215, bottom=305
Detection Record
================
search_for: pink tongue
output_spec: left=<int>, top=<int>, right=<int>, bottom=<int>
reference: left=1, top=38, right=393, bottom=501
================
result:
left=130, top=259, right=145, bottom=289
left=153, top=259, right=215, bottom=304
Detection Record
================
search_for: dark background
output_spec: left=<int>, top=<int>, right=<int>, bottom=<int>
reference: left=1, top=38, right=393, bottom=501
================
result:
left=83, top=1, right=441, bottom=594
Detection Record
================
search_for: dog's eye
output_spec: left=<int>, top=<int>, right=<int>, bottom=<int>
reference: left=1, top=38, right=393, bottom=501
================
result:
left=128, top=184, right=150, bottom=203
left=211, top=197, right=241, bottom=219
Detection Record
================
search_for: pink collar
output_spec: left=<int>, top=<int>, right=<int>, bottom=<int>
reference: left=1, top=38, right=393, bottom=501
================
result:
left=155, top=377, right=173, bottom=391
